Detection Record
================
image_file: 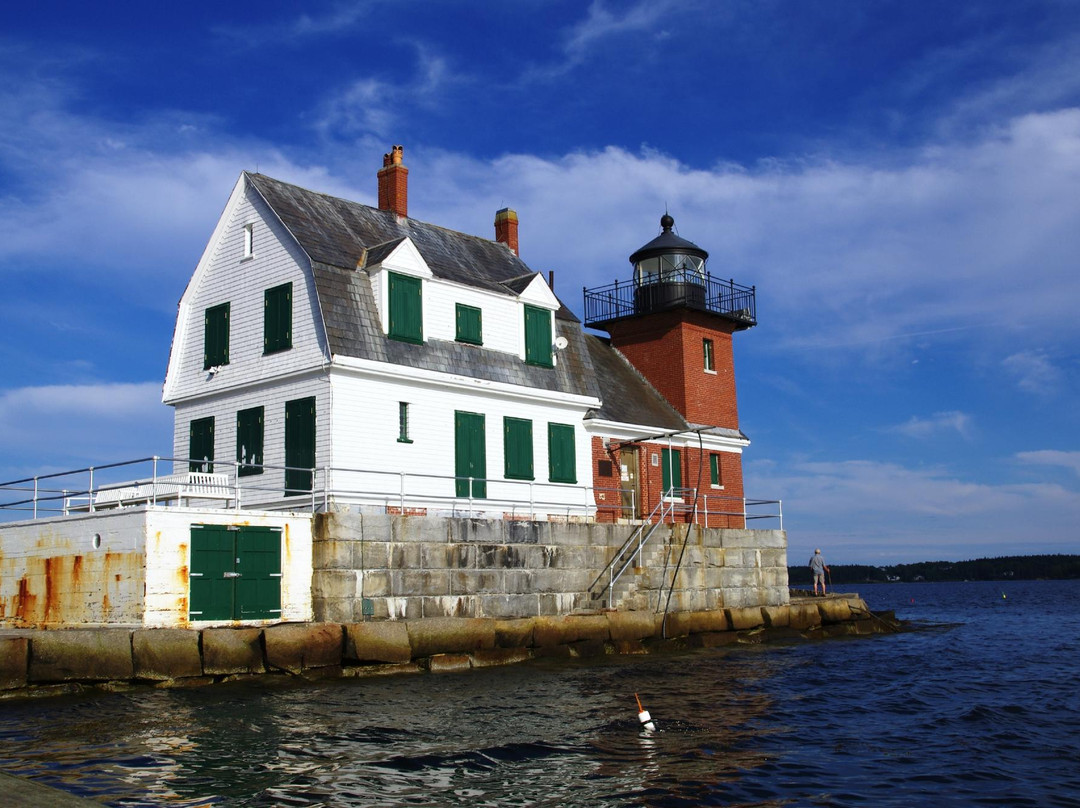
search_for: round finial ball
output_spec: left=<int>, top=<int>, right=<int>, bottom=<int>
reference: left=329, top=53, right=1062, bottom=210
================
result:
left=660, top=213, right=675, bottom=231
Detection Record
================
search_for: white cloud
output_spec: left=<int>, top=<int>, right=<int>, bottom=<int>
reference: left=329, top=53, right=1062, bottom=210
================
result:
left=1016, top=450, right=1080, bottom=477
left=0, top=383, right=173, bottom=481
left=1001, top=351, right=1064, bottom=395
left=745, top=457, right=1080, bottom=563
left=889, top=411, right=974, bottom=440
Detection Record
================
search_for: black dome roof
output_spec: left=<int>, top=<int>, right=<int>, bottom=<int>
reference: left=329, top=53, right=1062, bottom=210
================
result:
left=629, top=214, right=708, bottom=265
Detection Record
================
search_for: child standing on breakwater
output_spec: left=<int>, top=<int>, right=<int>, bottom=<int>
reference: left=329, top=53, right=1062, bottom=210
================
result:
left=810, top=549, right=830, bottom=596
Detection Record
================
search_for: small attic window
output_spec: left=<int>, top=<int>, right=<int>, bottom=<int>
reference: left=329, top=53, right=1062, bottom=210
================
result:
left=243, top=223, right=254, bottom=259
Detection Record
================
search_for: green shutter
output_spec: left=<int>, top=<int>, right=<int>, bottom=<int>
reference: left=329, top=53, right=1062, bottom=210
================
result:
left=263, top=283, right=292, bottom=354
left=203, top=303, right=230, bottom=369
left=454, top=411, right=486, bottom=498
left=710, top=454, right=721, bottom=486
left=662, top=448, right=682, bottom=492
left=455, top=303, right=483, bottom=345
left=189, top=417, right=215, bottom=473
left=547, top=423, right=576, bottom=483
left=524, top=305, right=553, bottom=367
left=503, top=417, right=534, bottom=480
left=236, top=406, right=264, bottom=476
left=284, top=397, right=316, bottom=495
left=388, top=272, right=423, bottom=343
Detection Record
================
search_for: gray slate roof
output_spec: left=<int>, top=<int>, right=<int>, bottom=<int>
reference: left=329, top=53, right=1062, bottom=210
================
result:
left=248, top=172, right=739, bottom=438
left=249, top=173, right=596, bottom=399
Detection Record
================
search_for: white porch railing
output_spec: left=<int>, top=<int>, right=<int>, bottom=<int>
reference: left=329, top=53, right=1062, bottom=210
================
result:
left=0, top=456, right=782, bottom=528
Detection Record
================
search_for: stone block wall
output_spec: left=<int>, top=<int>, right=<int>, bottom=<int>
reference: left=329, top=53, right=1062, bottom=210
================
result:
left=312, top=512, right=787, bottom=621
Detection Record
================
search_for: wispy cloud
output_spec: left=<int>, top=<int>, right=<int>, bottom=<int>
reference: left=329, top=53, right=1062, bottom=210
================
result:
left=1016, top=450, right=1080, bottom=477
left=213, top=1, right=377, bottom=47
left=889, top=411, right=974, bottom=440
left=745, top=456, right=1080, bottom=563
left=0, top=382, right=173, bottom=480
left=1001, top=351, right=1064, bottom=395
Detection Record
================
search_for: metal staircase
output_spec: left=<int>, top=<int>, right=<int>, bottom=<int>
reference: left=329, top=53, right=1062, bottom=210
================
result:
left=587, top=492, right=678, bottom=610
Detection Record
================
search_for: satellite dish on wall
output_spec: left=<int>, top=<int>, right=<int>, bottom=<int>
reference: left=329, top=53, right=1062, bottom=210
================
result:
left=554, top=336, right=569, bottom=351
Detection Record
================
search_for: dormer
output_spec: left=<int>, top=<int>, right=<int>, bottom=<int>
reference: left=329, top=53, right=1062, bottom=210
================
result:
left=365, top=237, right=433, bottom=344
left=501, top=273, right=561, bottom=367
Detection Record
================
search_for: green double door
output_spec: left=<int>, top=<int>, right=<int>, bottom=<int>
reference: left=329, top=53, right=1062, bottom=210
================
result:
left=189, top=525, right=282, bottom=621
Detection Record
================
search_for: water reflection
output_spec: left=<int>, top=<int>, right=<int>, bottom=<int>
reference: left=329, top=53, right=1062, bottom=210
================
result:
left=3, top=585, right=1078, bottom=808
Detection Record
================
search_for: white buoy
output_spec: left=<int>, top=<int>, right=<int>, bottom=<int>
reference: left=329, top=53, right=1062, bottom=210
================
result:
left=635, top=693, right=656, bottom=732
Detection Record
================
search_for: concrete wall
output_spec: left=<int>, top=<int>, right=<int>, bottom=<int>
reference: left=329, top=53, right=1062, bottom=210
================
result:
left=0, top=508, right=313, bottom=628
left=312, top=512, right=788, bottom=622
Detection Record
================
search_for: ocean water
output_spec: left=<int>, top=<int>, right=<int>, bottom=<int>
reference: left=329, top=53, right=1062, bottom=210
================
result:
left=1, top=579, right=1079, bottom=807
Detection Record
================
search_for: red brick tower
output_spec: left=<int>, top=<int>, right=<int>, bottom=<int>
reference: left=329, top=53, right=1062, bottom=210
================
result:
left=584, top=213, right=756, bottom=431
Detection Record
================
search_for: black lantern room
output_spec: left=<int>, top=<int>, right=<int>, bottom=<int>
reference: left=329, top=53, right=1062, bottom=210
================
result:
left=629, top=213, right=709, bottom=315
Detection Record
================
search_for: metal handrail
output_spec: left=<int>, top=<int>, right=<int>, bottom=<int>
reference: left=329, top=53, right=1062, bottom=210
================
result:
left=586, top=489, right=677, bottom=608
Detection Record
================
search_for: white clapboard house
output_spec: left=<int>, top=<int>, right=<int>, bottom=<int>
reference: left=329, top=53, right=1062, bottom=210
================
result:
left=163, top=146, right=757, bottom=525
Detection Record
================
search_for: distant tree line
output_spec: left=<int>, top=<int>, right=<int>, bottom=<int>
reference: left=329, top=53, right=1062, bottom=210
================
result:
left=787, top=554, right=1080, bottom=585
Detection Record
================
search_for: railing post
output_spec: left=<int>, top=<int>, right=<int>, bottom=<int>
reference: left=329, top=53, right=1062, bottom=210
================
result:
left=400, top=472, right=405, bottom=514
left=152, top=456, right=159, bottom=506
left=529, top=481, right=535, bottom=521
left=311, top=467, right=317, bottom=513
left=323, top=466, right=330, bottom=512
left=33, top=476, right=38, bottom=520
left=88, top=466, right=95, bottom=513
left=778, top=499, right=783, bottom=531
left=234, top=461, right=241, bottom=511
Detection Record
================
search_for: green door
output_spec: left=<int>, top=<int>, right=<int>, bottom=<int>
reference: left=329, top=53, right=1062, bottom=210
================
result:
left=235, top=527, right=282, bottom=619
left=284, top=397, right=316, bottom=495
left=454, top=411, right=486, bottom=498
left=190, top=525, right=282, bottom=621
left=189, top=525, right=235, bottom=620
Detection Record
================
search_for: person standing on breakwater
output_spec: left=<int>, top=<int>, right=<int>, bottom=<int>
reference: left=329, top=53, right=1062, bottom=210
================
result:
left=810, top=549, right=830, bottom=596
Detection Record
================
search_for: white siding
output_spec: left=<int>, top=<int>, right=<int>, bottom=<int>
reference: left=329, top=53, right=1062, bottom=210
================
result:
left=425, top=280, right=529, bottom=356
left=329, top=368, right=595, bottom=517
left=166, top=184, right=328, bottom=404
left=172, top=375, right=331, bottom=507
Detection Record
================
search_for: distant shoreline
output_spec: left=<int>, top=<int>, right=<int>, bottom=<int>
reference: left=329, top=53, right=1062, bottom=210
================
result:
left=787, top=553, right=1080, bottom=586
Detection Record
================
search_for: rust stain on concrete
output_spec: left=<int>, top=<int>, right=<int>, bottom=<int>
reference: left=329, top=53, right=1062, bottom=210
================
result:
left=44, top=556, right=60, bottom=624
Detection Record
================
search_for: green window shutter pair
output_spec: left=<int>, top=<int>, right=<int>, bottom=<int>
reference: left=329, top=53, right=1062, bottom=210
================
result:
left=264, top=283, right=292, bottom=354
left=548, top=423, right=576, bottom=483
left=236, top=406, right=264, bottom=476
left=662, top=448, right=682, bottom=493
left=456, top=304, right=483, bottom=345
left=189, top=417, right=215, bottom=473
left=710, top=454, right=722, bottom=486
left=454, top=411, right=486, bottom=498
left=524, top=305, right=553, bottom=367
left=203, top=303, right=230, bottom=369
left=504, top=417, right=533, bottom=480
left=284, top=397, right=316, bottom=495
left=388, top=272, right=423, bottom=343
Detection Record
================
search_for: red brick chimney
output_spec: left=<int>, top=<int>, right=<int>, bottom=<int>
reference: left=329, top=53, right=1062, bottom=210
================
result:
left=494, top=208, right=519, bottom=255
left=377, top=145, right=408, bottom=217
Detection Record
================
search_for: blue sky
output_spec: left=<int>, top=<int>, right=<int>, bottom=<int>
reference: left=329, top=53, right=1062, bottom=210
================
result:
left=1, top=1, right=1078, bottom=563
